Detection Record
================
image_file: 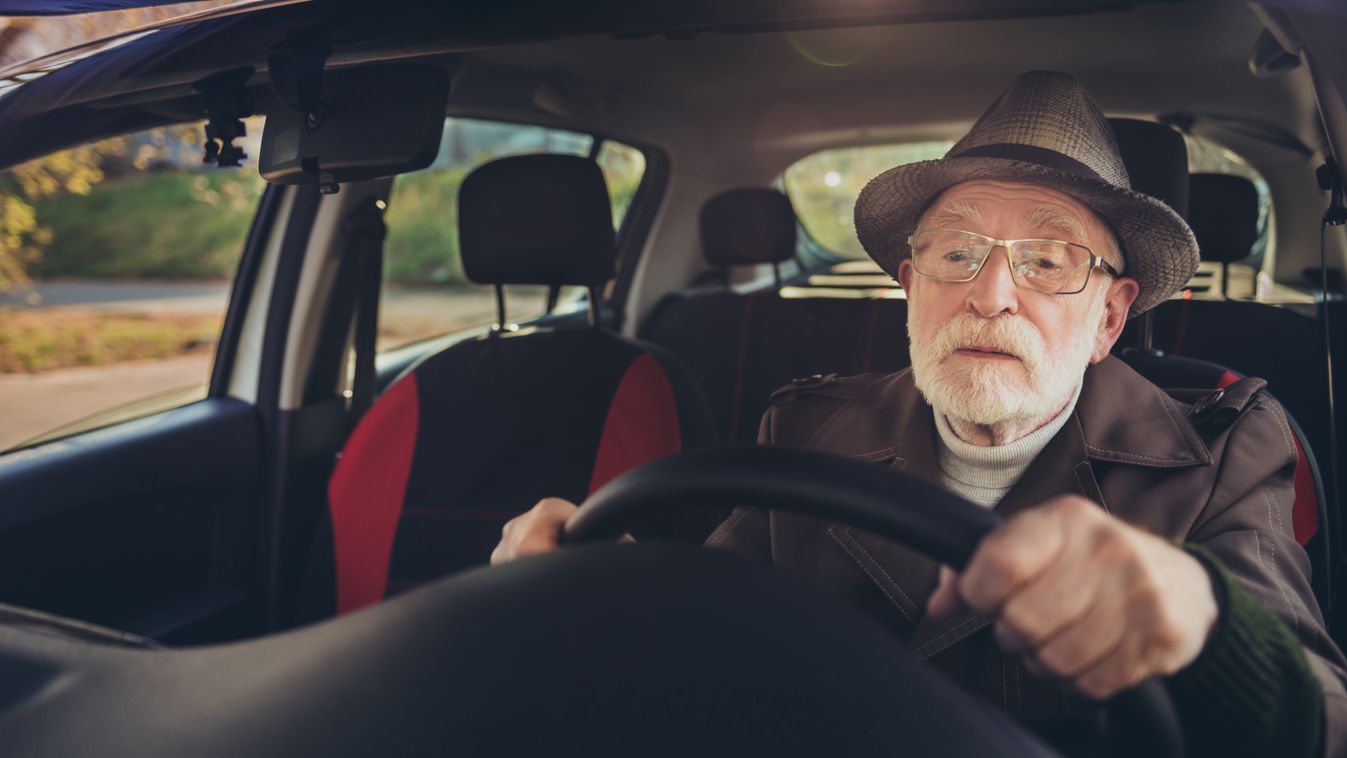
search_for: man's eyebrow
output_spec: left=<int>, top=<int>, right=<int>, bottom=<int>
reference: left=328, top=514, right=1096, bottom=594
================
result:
left=1024, top=206, right=1088, bottom=242
left=923, top=199, right=986, bottom=230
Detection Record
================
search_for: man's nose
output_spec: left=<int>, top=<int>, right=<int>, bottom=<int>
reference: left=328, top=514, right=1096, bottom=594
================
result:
left=964, top=246, right=1020, bottom=317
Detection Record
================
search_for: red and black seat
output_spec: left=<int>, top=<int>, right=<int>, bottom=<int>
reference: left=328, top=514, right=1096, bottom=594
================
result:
left=311, top=154, right=717, bottom=616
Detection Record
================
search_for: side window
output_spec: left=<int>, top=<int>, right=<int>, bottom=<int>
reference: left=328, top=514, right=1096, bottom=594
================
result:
left=378, top=118, right=646, bottom=351
left=0, top=120, right=266, bottom=453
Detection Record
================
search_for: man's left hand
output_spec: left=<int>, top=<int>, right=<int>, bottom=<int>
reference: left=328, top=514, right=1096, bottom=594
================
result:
left=926, top=494, right=1219, bottom=699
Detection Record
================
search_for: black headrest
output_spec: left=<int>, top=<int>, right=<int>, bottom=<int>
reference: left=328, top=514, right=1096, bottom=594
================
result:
left=459, top=154, right=617, bottom=287
left=1188, top=173, right=1260, bottom=263
left=1109, top=118, right=1190, bottom=219
left=700, top=188, right=797, bottom=267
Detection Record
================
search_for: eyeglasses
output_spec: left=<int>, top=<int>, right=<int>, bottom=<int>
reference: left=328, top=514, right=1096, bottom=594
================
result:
left=907, top=228, right=1121, bottom=295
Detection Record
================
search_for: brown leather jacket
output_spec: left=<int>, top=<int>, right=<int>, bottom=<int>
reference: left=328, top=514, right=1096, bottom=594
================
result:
left=705, top=356, right=1347, bottom=754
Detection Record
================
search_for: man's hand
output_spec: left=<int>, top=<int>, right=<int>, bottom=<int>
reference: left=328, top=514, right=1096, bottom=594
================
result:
left=490, top=497, right=578, bottom=565
left=926, top=495, right=1219, bottom=699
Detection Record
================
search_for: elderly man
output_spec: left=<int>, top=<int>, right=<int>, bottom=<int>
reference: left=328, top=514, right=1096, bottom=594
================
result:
left=492, top=71, right=1347, bottom=756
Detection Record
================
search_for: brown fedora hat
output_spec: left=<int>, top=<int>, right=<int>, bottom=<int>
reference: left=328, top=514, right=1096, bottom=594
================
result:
left=854, top=71, right=1198, bottom=315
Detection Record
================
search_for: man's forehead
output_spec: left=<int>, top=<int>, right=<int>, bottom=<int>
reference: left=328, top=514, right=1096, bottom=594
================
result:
left=923, top=180, right=1097, bottom=238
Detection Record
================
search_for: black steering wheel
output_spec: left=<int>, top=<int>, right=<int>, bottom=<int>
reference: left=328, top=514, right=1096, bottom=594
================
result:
left=563, top=446, right=1185, bottom=758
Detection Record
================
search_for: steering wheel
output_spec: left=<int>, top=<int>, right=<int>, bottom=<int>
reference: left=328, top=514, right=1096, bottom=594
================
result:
left=562, top=446, right=1186, bottom=758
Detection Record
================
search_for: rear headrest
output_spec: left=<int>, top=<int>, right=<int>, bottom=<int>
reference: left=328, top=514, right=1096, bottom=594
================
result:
left=459, top=154, right=617, bottom=287
left=700, top=188, right=796, bottom=267
left=1109, top=118, right=1190, bottom=219
left=1188, top=173, right=1260, bottom=263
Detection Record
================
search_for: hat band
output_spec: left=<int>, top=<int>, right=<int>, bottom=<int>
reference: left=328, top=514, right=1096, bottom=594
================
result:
left=952, top=143, right=1107, bottom=184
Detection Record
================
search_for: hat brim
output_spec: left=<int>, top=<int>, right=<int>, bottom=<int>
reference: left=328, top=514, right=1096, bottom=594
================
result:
left=853, top=156, right=1200, bottom=315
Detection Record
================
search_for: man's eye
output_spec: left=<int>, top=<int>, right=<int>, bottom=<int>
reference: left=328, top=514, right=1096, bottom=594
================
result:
left=943, top=249, right=972, bottom=262
left=1030, top=256, right=1060, bottom=270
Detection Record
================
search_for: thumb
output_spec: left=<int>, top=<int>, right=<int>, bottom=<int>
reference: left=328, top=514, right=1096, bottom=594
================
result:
left=926, top=566, right=966, bottom=619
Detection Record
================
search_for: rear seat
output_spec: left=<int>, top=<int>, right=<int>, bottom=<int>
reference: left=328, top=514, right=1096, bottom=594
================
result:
left=640, top=188, right=910, bottom=444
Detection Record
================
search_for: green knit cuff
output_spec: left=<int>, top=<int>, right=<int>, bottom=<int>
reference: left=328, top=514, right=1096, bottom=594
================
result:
left=1168, top=544, right=1323, bottom=758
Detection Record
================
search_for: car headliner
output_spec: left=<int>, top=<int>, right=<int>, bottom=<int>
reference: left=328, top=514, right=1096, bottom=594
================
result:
left=0, top=0, right=1339, bottom=286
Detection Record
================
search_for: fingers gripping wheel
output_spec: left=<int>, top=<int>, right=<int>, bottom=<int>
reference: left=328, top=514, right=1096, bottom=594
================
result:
left=563, top=447, right=1186, bottom=758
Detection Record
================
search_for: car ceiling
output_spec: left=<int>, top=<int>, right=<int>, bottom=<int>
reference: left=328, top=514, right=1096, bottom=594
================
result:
left=0, top=0, right=1339, bottom=283
left=461, top=3, right=1313, bottom=174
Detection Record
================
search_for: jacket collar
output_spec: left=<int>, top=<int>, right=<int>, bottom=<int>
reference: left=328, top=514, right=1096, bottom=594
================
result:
left=812, top=355, right=1211, bottom=472
left=812, top=356, right=1211, bottom=658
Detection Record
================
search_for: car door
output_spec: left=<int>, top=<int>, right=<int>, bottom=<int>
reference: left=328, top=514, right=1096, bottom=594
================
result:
left=0, top=121, right=308, bottom=643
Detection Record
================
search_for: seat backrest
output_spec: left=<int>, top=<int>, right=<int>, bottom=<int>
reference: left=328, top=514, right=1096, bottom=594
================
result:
left=1188, top=172, right=1261, bottom=266
left=641, top=188, right=915, bottom=443
left=1121, top=349, right=1329, bottom=609
left=312, top=155, right=717, bottom=617
left=1109, top=118, right=1191, bottom=219
left=640, top=188, right=798, bottom=442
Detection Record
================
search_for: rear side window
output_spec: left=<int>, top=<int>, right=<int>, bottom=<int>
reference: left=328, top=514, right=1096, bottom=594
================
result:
left=782, top=135, right=1276, bottom=292
left=378, top=118, right=646, bottom=351
left=782, top=141, right=953, bottom=260
left=0, top=120, right=265, bottom=453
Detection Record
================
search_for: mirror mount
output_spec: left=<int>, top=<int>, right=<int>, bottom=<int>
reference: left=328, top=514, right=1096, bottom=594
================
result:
left=194, top=67, right=255, bottom=168
left=269, top=27, right=332, bottom=122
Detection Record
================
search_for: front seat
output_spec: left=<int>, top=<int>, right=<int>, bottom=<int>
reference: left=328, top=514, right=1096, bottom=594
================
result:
left=311, top=154, right=717, bottom=616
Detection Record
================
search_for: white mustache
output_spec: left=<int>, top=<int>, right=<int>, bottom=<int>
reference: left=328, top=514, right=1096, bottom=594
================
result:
left=930, top=314, right=1044, bottom=371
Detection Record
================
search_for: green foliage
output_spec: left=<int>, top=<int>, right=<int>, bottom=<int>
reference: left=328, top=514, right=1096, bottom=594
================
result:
left=0, top=136, right=128, bottom=290
left=384, top=166, right=468, bottom=285
left=4, top=118, right=647, bottom=288
left=30, top=171, right=263, bottom=279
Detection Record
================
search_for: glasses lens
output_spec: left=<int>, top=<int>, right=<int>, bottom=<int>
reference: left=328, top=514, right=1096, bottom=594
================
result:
left=911, top=230, right=990, bottom=281
left=1008, top=241, right=1091, bottom=293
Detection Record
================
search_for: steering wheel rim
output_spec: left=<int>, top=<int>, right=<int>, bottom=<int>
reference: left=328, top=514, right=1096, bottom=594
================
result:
left=562, top=446, right=1185, bottom=758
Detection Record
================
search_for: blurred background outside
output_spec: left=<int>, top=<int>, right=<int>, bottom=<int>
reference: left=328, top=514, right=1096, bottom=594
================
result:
left=0, top=7, right=645, bottom=451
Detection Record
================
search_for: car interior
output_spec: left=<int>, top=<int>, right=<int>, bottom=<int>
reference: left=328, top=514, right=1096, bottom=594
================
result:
left=0, top=0, right=1345, bottom=755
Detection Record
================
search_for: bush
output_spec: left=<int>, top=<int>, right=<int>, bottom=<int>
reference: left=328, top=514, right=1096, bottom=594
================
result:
left=31, top=171, right=262, bottom=279
left=383, top=167, right=468, bottom=285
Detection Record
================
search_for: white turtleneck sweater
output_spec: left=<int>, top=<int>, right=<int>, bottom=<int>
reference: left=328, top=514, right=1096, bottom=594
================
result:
left=933, top=384, right=1083, bottom=509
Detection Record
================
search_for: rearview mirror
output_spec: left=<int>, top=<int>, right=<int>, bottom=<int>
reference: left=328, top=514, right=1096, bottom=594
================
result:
left=259, top=64, right=449, bottom=189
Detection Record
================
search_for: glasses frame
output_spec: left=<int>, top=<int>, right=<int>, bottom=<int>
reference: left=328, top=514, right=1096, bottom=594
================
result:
left=907, top=228, right=1122, bottom=295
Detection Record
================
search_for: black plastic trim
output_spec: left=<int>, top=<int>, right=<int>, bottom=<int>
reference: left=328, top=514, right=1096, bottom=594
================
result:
left=0, top=398, right=259, bottom=531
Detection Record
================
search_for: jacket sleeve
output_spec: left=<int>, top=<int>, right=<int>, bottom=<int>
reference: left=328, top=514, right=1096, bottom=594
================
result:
left=1177, top=396, right=1347, bottom=758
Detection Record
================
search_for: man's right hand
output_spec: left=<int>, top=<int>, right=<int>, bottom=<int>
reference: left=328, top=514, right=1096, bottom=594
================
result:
left=490, top=497, right=579, bottom=565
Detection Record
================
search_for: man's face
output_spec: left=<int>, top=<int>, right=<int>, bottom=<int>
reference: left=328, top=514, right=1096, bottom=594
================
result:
left=898, top=180, right=1140, bottom=427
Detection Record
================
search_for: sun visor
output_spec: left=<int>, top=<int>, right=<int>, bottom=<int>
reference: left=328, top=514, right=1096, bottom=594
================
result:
left=259, top=64, right=449, bottom=190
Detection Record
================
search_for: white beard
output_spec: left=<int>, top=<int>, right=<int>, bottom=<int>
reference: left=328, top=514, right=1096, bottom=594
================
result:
left=907, top=293, right=1105, bottom=429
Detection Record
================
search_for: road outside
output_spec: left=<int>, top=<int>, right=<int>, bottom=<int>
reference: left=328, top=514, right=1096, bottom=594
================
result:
left=0, top=279, right=548, bottom=451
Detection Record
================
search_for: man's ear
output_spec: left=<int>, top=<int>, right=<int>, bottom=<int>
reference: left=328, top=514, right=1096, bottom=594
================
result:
left=1090, top=276, right=1140, bottom=363
left=897, top=259, right=914, bottom=291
